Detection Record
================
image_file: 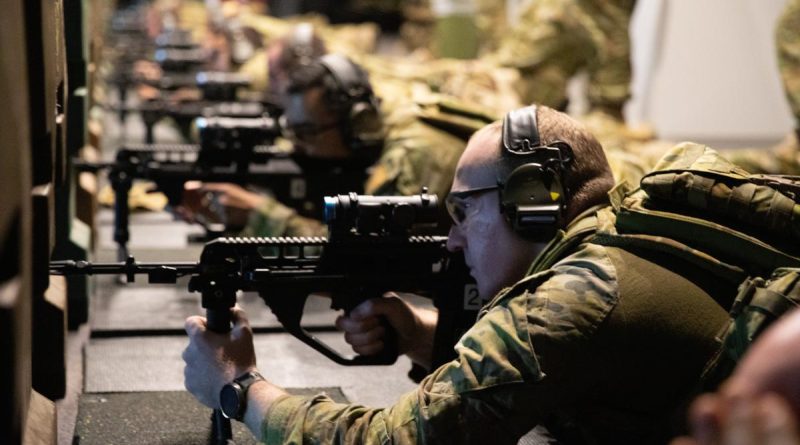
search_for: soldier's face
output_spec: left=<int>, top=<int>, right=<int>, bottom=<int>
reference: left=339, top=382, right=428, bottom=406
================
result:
left=267, top=42, right=289, bottom=105
left=446, top=131, right=542, bottom=298
left=283, top=87, right=349, bottom=158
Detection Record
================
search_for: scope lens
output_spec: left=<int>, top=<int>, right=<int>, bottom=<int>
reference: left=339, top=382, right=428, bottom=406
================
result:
left=323, top=196, right=338, bottom=223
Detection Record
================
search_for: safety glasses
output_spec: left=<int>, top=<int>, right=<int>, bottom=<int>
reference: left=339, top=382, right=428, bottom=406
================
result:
left=445, top=185, right=498, bottom=225
left=282, top=120, right=341, bottom=140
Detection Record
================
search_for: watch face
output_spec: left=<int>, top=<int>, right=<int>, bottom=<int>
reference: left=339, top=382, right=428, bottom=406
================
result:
left=219, top=384, right=242, bottom=419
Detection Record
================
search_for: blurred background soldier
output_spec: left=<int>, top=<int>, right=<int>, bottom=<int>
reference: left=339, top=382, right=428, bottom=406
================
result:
left=184, top=54, right=496, bottom=237
left=489, top=0, right=637, bottom=118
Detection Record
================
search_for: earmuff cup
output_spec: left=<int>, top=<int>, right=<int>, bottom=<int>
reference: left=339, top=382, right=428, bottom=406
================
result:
left=318, top=54, right=384, bottom=154
left=498, top=105, right=572, bottom=242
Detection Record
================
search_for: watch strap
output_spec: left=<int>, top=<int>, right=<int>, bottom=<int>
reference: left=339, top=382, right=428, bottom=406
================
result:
left=234, top=370, right=265, bottom=390
left=226, top=370, right=265, bottom=421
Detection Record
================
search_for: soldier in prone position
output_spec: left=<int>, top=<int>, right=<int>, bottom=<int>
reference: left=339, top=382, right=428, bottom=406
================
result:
left=182, top=105, right=738, bottom=444
left=183, top=53, right=496, bottom=237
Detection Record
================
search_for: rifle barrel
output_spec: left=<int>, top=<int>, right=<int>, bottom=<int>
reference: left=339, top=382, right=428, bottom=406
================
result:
left=50, top=258, right=199, bottom=283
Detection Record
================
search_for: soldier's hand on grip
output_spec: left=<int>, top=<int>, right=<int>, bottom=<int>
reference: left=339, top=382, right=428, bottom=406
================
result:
left=335, top=293, right=438, bottom=369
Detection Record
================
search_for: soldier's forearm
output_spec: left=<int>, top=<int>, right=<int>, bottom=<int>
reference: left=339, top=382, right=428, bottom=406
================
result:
left=406, top=307, right=439, bottom=370
left=244, top=380, right=289, bottom=441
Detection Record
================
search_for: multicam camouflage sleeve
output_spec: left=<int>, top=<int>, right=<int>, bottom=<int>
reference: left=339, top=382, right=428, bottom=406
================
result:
left=260, top=242, right=620, bottom=445
left=365, top=101, right=480, bottom=200
left=240, top=195, right=326, bottom=238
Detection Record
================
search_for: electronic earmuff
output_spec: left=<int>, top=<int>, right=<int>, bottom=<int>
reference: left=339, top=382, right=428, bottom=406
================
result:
left=498, top=105, right=573, bottom=242
left=318, top=54, right=383, bottom=154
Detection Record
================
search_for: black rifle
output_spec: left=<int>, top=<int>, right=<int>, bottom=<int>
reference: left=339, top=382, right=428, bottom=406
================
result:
left=108, top=27, right=203, bottom=124
left=154, top=29, right=200, bottom=51
left=120, top=71, right=263, bottom=143
left=78, top=117, right=370, bottom=261
left=130, top=99, right=269, bottom=144
left=155, top=47, right=207, bottom=73
left=139, top=71, right=252, bottom=101
left=51, top=192, right=480, bottom=442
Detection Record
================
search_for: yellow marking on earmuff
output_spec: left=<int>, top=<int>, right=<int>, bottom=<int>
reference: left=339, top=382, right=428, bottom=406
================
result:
left=550, top=192, right=560, bottom=201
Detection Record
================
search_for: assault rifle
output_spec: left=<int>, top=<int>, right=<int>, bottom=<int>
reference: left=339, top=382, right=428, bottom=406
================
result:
left=132, top=99, right=269, bottom=144
left=155, top=47, right=207, bottom=73
left=51, top=191, right=480, bottom=443
left=109, top=28, right=204, bottom=124
left=140, top=71, right=252, bottom=100
left=51, top=191, right=477, bottom=365
left=118, top=71, right=263, bottom=143
left=78, top=117, right=370, bottom=261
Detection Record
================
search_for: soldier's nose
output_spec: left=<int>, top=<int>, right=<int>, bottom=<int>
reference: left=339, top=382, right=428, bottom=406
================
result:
left=446, top=227, right=465, bottom=252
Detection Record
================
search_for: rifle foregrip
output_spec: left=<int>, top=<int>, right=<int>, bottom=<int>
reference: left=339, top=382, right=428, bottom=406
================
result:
left=206, top=308, right=232, bottom=334
left=373, top=316, right=400, bottom=365
left=204, top=307, right=235, bottom=445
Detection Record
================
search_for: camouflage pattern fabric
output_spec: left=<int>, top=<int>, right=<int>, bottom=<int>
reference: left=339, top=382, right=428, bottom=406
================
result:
left=236, top=48, right=268, bottom=92
left=594, top=142, right=800, bottom=391
left=474, top=0, right=509, bottom=54
left=243, top=96, right=495, bottom=237
left=366, top=98, right=495, bottom=199
left=577, top=108, right=661, bottom=186
left=716, top=133, right=800, bottom=176
left=399, top=0, right=436, bottom=53
left=400, top=0, right=507, bottom=55
left=260, top=210, right=728, bottom=444
left=490, top=0, right=636, bottom=110
left=239, top=12, right=379, bottom=57
left=240, top=195, right=326, bottom=238
left=355, top=53, right=522, bottom=117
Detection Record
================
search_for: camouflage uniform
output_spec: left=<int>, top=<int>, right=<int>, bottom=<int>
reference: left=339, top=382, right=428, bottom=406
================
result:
left=400, top=0, right=507, bottom=55
left=490, top=0, right=636, bottom=111
left=259, top=207, right=729, bottom=444
left=243, top=97, right=497, bottom=237
left=719, top=136, right=800, bottom=177
left=577, top=108, right=662, bottom=186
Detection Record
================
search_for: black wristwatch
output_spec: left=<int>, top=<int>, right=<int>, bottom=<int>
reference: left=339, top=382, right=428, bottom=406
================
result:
left=219, top=370, right=265, bottom=421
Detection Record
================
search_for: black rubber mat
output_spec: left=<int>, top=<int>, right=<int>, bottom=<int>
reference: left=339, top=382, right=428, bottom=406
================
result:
left=74, top=388, right=347, bottom=445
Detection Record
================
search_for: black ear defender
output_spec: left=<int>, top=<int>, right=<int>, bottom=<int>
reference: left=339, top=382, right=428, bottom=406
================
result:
left=318, top=54, right=384, bottom=153
left=498, top=105, right=574, bottom=242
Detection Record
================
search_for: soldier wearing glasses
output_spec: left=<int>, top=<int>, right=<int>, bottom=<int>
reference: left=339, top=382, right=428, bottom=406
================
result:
left=183, top=105, right=729, bottom=444
left=207, top=53, right=496, bottom=237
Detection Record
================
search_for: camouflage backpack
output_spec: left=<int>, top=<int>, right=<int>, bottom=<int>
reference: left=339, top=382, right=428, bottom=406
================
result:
left=592, top=142, right=800, bottom=390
